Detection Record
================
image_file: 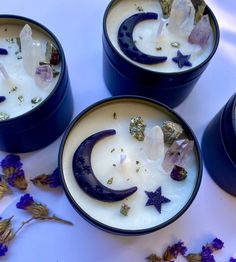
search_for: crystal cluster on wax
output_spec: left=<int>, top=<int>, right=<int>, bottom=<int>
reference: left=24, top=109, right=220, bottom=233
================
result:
left=0, top=23, right=61, bottom=119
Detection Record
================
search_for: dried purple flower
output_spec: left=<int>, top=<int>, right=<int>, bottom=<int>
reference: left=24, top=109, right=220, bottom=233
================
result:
left=31, top=168, right=61, bottom=188
left=0, top=96, right=6, bottom=103
left=200, top=246, right=215, bottom=262
left=146, top=254, right=163, bottom=262
left=229, top=257, right=236, bottom=262
left=16, top=193, right=34, bottom=210
left=0, top=243, right=8, bottom=256
left=164, top=241, right=187, bottom=260
left=1, top=154, right=22, bottom=171
left=6, top=169, right=27, bottom=190
left=0, top=179, right=12, bottom=199
left=16, top=194, right=73, bottom=225
left=211, top=238, right=224, bottom=250
left=0, top=217, right=13, bottom=235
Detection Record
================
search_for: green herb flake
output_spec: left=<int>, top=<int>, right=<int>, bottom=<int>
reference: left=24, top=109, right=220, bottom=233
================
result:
left=121, top=148, right=124, bottom=152
left=136, top=161, right=140, bottom=165
left=137, top=6, right=144, bottom=11
left=156, top=47, right=162, bottom=51
left=129, top=116, right=146, bottom=141
left=0, top=112, right=10, bottom=121
left=112, top=164, right=116, bottom=167
left=138, top=36, right=143, bottom=40
left=107, top=177, right=114, bottom=185
left=17, top=55, right=22, bottom=60
left=31, top=97, right=42, bottom=104
left=110, top=148, right=115, bottom=153
left=11, top=86, right=18, bottom=92
left=136, top=167, right=140, bottom=173
left=120, top=203, right=130, bottom=216
left=113, top=112, right=117, bottom=119
left=18, top=96, right=24, bottom=103
left=171, top=42, right=180, bottom=48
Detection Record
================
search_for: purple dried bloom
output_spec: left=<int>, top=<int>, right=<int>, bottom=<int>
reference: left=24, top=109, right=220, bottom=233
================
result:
left=7, top=169, right=24, bottom=187
left=201, top=246, right=215, bottom=262
left=16, top=193, right=34, bottom=210
left=31, top=168, right=61, bottom=188
left=1, top=154, right=22, bottom=170
left=201, top=255, right=216, bottom=262
left=163, top=240, right=187, bottom=260
left=211, top=238, right=224, bottom=250
left=0, top=96, right=6, bottom=103
left=0, top=244, right=8, bottom=256
left=229, top=257, right=236, bottom=262
left=173, top=241, right=187, bottom=255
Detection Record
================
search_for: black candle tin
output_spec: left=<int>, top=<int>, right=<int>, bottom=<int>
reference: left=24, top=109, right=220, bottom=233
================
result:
left=202, top=94, right=236, bottom=196
left=59, top=96, right=202, bottom=235
left=102, top=1, right=220, bottom=108
left=0, top=15, right=73, bottom=153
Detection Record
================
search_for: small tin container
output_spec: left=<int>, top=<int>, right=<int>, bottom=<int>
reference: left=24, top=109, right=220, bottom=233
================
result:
left=0, top=15, right=73, bottom=153
left=59, top=96, right=202, bottom=235
left=202, top=94, right=236, bottom=196
left=102, top=0, right=220, bottom=108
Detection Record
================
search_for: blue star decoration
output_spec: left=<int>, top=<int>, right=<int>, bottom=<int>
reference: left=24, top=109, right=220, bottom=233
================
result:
left=172, top=50, right=192, bottom=68
left=145, top=186, right=171, bottom=213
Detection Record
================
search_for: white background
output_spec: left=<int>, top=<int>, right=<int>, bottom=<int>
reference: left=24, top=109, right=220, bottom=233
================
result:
left=0, top=0, right=236, bottom=261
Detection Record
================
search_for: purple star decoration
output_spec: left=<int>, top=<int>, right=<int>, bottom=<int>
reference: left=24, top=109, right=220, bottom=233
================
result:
left=172, top=50, right=192, bottom=69
left=145, top=186, right=171, bottom=213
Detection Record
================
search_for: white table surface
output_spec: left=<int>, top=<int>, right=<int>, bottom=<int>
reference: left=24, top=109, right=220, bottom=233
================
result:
left=0, top=0, right=236, bottom=261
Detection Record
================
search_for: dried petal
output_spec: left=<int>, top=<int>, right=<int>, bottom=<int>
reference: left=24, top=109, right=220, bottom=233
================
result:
left=27, top=203, right=49, bottom=218
left=16, top=193, right=34, bottom=210
left=31, top=168, right=61, bottom=188
left=162, top=121, right=183, bottom=145
left=6, top=169, right=28, bottom=190
left=45, top=42, right=60, bottom=65
left=0, top=225, right=14, bottom=244
left=229, top=258, right=236, bottom=262
left=211, top=238, right=224, bottom=250
left=185, top=253, right=202, bottom=261
left=129, top=116, right=146, bottom=141
left=170, top=165, right=188, bottom=181
left=0, top=243, right=8, bottom=257
left=146, top=254, right=163, bottom=262
left=0, top=181, right=12, bottom=199
left=188, top=15, right=213, bottom=48
left=0, top=112, right=9, bottom=121
left=0, top=217, right=13, bottom=235
left=164, top=246, right=175, bottom=260
left=1, top=154, right=23, bottom=173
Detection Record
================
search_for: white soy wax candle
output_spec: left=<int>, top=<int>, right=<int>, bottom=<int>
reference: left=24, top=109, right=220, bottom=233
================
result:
left=106, top=0, right=214, bottom=73
left=60, top=97, right=202, bottom=233
left=0, top=23, right=61, bottom=119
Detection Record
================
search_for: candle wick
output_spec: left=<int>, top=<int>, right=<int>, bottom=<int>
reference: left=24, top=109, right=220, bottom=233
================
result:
left=157, top=17, right=167, bottom=40
left=0, top=63, right=11, bottom=80
left=120, top=153, right=127, bottom=164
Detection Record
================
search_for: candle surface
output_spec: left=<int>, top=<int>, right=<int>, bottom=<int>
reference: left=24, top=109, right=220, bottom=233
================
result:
left=0, top=24, right=61, bottom=119
left=62, top=100, right=199, bottom=230
left=106, top=0, right=214, bottom=73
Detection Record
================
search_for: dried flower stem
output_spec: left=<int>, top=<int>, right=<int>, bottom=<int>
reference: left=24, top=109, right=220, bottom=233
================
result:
left=13, top=217, right=34, bottom=237
left=42, top=215, right=73, bottom=226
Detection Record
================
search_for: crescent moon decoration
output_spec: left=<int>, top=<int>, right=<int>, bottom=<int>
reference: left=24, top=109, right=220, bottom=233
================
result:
left=118, top=12, right=168, bottom=65
left=72, top=129, right=138, bottom=202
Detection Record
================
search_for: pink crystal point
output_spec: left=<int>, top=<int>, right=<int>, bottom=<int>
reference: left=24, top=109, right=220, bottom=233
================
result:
left=162, top=139, right=194, bottom=172
left=34, top=65, right=53, bottom=87
left=188, top=15, right=213, bottom=48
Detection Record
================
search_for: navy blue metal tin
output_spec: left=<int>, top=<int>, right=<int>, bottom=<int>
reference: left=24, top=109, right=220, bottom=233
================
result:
left=202, top=94, right=236, bottom=196
left=103, top=1, right=220, bottom=108
left=0, top=15, right=73, bottom=153
left=59, top=96, right=203, bottom=235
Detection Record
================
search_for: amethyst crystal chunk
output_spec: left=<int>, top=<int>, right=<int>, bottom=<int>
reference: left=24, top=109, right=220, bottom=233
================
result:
left=170, top=165, right=188, bottom=181
left=188, top=15, right=213, bottom=48
left=35, top=65, right=53, bottom=87
left=162, top=139, right=194, bottom=171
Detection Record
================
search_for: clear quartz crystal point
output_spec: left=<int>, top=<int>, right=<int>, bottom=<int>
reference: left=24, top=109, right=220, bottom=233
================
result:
left=144, top=126, right=165, bottom=161
left=168, top=0, right=195, bottom=37
left=188, top=15, right=213, bottom=48
left=162, top=139, right=194, bottom=171
left=20, top=24, right=43, bottom=75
